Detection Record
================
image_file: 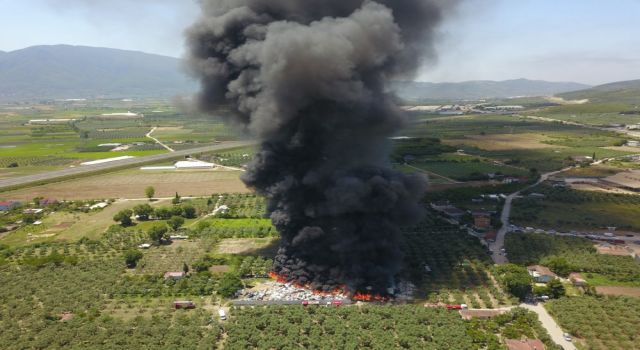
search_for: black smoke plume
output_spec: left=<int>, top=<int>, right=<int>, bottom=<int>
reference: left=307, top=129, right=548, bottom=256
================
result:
left=186, top=0, right=451, bottom=295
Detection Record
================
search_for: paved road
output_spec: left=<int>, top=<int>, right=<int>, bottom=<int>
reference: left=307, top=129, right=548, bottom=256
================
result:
left=517, top=114, right=640, bottom=139
left=0, top=141, right=255, bottom=191
left=520, top=303, right=576, bottom=350
left=490, top=167, right=572, bottom=264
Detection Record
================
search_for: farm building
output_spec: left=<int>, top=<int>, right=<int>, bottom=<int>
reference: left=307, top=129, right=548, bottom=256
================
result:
left=601, top=170, right=640, bottom=192
left=505, top=339, right=546, bottom=350
left=100, top=111, right=143, bottom=118
left=89, top=202, right=109, bottom=210
left=484, top=230, right=497, bottom=243
left=571, top=155, right=593, bottom=162
left=40, top=199, right=58, bottom=206
left=81, top=156, right=135, bottom=166
left=164, top=272, right=186, bottom=280
left=175, top=159, right=215, bottom=169
left=472, top=211, right=492, bottom=229
left=459, top=309, right=506, bottom=320
left=173, top=301, right=195, bottom=309
left=527, top=265, right=557, bottom=283
left=441, top=207, right=465, bottom=220
left=0, top=201, right=20, bottom=211
left=212, top=205, right=230, bottom=216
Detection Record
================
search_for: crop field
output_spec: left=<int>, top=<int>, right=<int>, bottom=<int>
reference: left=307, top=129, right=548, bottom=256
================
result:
left=216, top=238, right=279, bottom=255
left=505, top=233, right=640, bottom=287
left=224, top=306, right=558, bottom=350
left=135, top=239, right=218, bottom=275
left=403, top=212, right=516, bottom=308
left=511, top=184, right=640, bottom=231
left=409, top=159, right=529, bottom=181
left=536, top=103, right=640, bottom=126
left=444, top=133, right=561, bottom=151
left=546, top=296, right=640, bottom=350
left=401, top=114, right=634, bottom=172
left=0, top=101, right=247, bottom=180
left=1, top=169, right=249, bottom=201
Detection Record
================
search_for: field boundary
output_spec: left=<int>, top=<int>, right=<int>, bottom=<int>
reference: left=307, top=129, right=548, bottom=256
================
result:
left=0, top=142, right=255, bottom=193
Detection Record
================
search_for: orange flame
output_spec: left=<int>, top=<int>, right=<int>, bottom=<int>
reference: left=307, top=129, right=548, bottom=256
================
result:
left=268, top=272, right=391, bottom=302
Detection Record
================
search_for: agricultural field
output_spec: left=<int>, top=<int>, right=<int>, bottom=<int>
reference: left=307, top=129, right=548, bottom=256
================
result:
left=505, top=233, right=640, bottom=287
left=546, top=296, right=640, bottom=350
left=400, top=114, right=634, bottom=173
left=402, top=212, right=516, bottom=308
left=0, top=168, right=249, bottom=201
left=0, top=100, right=246, bottom=180
left=536, top=102, right=640, bottom=126
left=224, top=306, right=559, bottom=350
left=511, top=184, right=640, bottom=231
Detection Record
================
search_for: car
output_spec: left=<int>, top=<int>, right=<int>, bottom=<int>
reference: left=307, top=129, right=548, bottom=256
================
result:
left=563, top=333, right=572, bottom=342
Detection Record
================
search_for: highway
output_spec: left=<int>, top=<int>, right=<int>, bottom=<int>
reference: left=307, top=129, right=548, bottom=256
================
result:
left=0, top=141, right=256, bottom=191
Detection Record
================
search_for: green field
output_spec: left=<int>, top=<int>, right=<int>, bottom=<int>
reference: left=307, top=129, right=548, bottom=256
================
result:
left=511, top=184, right=640, bottom=231
left=0, top=100, right=246, bottom=180
left=546, top=296, right=640, bottom=350
left=505, top=233, right=640, bottom=286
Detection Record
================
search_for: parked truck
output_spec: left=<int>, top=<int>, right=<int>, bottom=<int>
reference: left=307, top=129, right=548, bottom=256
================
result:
left=173, top=301, right=195, bottom=310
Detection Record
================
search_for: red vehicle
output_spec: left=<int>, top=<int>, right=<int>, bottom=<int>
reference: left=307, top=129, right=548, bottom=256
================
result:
left=331, top=300, right=343, bottom=306
left=173, top=301, right=196, bottom=309
left=446, top=304, right=468, bottom=310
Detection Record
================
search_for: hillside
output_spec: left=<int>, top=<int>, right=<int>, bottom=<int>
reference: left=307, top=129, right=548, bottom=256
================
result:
left=558, top=79, right=640, bottom=103
left=393, top=78, right=590, bottom=101
left=0, top=45, right=197, bottom=101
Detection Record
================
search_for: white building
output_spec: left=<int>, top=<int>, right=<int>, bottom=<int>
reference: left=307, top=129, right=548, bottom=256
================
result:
left=175, top=160, right=215, bottom=169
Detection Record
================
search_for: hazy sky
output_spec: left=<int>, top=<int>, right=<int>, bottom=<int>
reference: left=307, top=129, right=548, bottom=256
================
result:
left=0, top=0, right=638, bottom=85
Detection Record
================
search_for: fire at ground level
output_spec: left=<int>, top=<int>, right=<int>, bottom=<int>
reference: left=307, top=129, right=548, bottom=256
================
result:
left=234, top=273, right=416, bottom=305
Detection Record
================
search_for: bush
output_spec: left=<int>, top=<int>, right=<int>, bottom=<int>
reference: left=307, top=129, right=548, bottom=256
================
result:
left=148, top=225, right=168, bottom=244
left=113, top=209, right=133, bottom=227
left=124, top=249, right=143, bottom=268
left=217, top=273, right=243, bottom=298
left=167, top=216, right=185, bottom=231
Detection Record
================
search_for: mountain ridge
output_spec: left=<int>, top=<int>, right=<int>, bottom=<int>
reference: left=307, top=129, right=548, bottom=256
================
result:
left=0, top=45, right=197, bottom=101
left=393, top=79, right=591, bottom=101
left=557, top=79, right=640, bottom=103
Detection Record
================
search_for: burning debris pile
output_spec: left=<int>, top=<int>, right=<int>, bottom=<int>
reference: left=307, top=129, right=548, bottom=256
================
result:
left=187, top=1, right=454, bottom=296
left=236, top=276, right=417, bottom=304
left=238, top=281, right=349, bottom=303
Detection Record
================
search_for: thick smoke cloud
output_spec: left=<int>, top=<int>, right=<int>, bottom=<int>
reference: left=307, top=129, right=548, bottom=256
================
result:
left=187, top=0, right=451, bottom=294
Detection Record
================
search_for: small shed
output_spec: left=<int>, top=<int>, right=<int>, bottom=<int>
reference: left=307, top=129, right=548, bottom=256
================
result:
left=505, top=339, right=546, bottom=350
left=164, top=272, right=186, bottom=280
left=173, top=301, right=195, bottom=309
left=0, top=201, right=20, bottom=211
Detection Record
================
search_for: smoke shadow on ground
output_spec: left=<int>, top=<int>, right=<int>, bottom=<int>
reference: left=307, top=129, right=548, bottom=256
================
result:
left=237, top=238, right=281, bottom=258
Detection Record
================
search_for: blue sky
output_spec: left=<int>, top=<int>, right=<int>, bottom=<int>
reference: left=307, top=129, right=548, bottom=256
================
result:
left=0, top=0, right=638, bottom=85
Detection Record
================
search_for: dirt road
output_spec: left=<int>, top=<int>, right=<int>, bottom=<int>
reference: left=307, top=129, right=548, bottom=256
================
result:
left=520, top=303, right=576, bottom=350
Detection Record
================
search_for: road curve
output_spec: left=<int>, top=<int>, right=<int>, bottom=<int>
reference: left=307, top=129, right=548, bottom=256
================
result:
left=146, top=127, right=175, bottom=152
left=0, top=141, right=256, bottom=192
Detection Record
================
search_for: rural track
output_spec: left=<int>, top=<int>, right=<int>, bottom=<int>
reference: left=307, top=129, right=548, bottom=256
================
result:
left=0, top=141, right=256, bottom=192
left=146, top=126, right=175, bottom=152
left=491, top=166, right=572, bottom=265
